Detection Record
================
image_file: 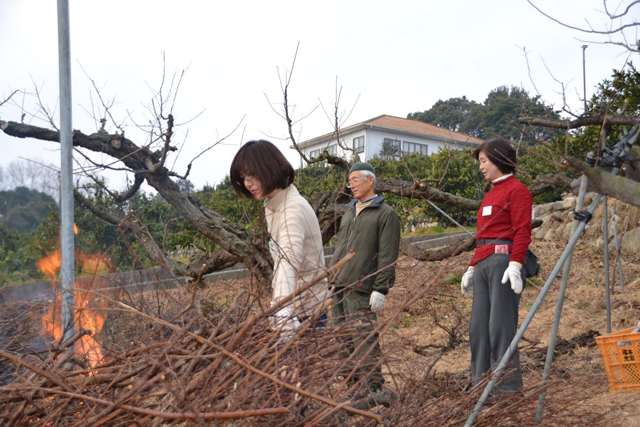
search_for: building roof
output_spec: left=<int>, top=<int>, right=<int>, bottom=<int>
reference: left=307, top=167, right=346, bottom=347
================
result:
left=298, top=114, right=484, bottom=149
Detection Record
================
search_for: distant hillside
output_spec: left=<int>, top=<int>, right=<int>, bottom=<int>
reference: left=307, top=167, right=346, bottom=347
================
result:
left=0, top=187, right=57, bottom=233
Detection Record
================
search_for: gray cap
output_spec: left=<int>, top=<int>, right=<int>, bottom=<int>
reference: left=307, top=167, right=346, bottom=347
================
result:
left=349, top=162, right=375, bottom=175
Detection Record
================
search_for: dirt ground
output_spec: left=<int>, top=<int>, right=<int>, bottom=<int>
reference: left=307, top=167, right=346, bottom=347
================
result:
left=380, top=237, right=640, bottom=426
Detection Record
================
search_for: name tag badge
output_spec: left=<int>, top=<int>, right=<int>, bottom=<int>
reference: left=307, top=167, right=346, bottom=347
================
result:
left=482, top=205, right=492, bottom=216
left=495, top=244, right=510, bottom=254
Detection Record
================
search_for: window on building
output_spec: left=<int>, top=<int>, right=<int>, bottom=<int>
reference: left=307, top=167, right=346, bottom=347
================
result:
left=380, top=138, right=401, bottom=159
left=307, top=145, right=336, bottom=167
left=352, top=136, right=365, bottom=153
left=309, top=149, right=322, bottom=160
left=402, top=141, right=428, bottom=156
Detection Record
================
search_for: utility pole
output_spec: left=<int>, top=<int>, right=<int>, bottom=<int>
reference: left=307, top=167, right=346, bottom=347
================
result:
left=57, top=0, right=75, bottom=343
left=582, top=44, right=588, bottom=113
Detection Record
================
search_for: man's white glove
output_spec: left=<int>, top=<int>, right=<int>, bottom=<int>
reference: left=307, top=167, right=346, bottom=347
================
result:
left=274, top=306, right=301, bottom=345
left=369, top=291, right=385, bottom=314
left=460, top=266, right=475, bottom=296
left=501, top=261, right=523, bottom=294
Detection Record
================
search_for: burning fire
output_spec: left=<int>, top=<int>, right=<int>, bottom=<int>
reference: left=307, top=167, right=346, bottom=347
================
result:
left=37, top=229, right=111, bottom=369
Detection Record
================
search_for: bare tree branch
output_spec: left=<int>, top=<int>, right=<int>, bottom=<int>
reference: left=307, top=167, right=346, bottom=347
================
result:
left=563, top=157, right=640, bottom=206
left=0, top=90, right=20, bottom=107
left=521, top=46, right=541, bottom=97
left=520, top=114, right=640, bottom=129
left=529, top=173, right=573, bottom=195
left=527, top=0, right=640, bottom=36
left=79, top=63, right=126, bottom=133
left=0, top=120, right=273, bottom=283
left=184, top=115, right=246, bottom=176
left=31, top=78, right=58, bottom=130
left=376, top=178, right=480, bottom=210
left=540, top=56, right=580, bottom=118
left=603, top=0, right=640, bottom=20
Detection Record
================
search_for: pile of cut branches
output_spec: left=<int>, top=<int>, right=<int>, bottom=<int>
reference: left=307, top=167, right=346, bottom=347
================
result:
left=0, top=260, right=607, bottom=426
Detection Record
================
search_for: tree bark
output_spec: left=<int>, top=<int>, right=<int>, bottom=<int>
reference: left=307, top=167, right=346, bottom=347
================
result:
left=403, top=235, right=476, bottom=261
left=564, top=157, right=640, bottom=207
left=529, top=173, right=572, bottom=196
left=520, top=114, right=640, bottom=129
left=376, top=178, right=480, bottom=210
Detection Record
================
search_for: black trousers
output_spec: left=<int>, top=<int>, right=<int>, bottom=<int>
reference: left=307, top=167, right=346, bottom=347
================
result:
left=470, top=253, right=523, bottom=392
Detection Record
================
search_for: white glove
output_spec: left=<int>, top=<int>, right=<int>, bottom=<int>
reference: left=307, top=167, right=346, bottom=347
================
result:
left=501, top=261, right=523, bottom=294
left=274, top=307, right=301, bottom=344
left=460, top=266, right=475, bottom=296
left=369, top=291, right=385, bottom=313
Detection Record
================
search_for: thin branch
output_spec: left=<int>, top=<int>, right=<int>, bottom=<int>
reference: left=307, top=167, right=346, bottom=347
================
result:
left=0, top=89, right=20, bottom=107
left=527, top=0, right=640, bottom=35
left=79, top=63, right=125, bottom=133
left=540, top=57, right=580, bottom=118
left=73, top=147, right=137, bottom=174
left=31, top=78, right=58, bottom=130
left=183, top=114, right=246, bottom=178
left=521, top=46, right=541, bottom=96
left=520, top=114, right=640, bottom=129
left=603, top=0, right=640, bottom=20
left=3, top=385, right=289, bottom=421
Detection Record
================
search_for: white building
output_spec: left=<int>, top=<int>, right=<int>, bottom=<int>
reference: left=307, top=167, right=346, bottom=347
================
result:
left=298, top=114, right=484, bottom=164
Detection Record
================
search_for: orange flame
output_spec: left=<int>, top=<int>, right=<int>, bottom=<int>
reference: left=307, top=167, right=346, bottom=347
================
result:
left=38, top=227, right=110, bottom=370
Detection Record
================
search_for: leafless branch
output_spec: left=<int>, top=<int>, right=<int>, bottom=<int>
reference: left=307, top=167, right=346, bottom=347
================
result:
left=180, top=114, right=247, bottom=180
left=281, top=42, right=311, bottom=164
left=0, top=90, right=20, bottom=107
left=79, top=63, right=126, bottom=133
left=527, top=0, right=640, bottom=52
left=72, top=147, right=137, bottom=174
left=31, top=78, right=58, bottom=130
left=540, top=57, right=580, bottom=118
left=520, top=114, right=640, bottom=129
left=527, top=0, right=639, bottom=35
left=521, top=46, right=541, bottom=97
left=603, top=0, right=640, bottom=20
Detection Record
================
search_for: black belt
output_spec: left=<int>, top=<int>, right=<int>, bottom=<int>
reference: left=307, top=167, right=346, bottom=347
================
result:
left=476, top=239, right=513, bottom=246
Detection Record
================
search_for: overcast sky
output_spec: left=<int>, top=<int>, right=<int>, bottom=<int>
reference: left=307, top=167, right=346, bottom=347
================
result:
left=0, top=0, right=636, bottom=190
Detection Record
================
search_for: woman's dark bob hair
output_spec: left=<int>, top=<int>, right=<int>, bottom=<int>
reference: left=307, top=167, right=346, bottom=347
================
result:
left=229, top=139, right=295, bottom=198
left=473, top=137, right=517, bottom=174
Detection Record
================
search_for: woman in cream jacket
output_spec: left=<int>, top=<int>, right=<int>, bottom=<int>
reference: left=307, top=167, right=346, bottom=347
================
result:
left=230, top=140, right=328, bottom=338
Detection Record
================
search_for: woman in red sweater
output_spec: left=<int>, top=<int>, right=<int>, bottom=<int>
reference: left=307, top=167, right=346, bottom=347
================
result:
left=460, top=137, right=532, bottom=393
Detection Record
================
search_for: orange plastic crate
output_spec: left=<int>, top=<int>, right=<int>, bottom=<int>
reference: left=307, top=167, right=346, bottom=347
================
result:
left=596, top=327, right=640, bottom=391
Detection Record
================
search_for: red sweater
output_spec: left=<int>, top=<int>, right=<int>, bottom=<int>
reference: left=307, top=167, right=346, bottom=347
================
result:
left=469, top=175, right=532, bottom=266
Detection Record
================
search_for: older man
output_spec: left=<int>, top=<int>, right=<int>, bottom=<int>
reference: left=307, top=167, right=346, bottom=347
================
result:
left=331, top=162, right=400, bottom=406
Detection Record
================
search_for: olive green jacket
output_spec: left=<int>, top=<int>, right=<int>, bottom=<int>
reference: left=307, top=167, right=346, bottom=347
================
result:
left=331, top=195, right=401, bottom=295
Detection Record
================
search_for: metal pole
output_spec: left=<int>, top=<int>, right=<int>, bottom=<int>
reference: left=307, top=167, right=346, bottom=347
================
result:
left=611, top=207, right=625, bottom=290
left=582, top=45, right=588, bottom=113
left=534, top=175, right=587, bottom=422
left=424, top=199, right=475, bottom=238
left=603, top=197, right=612, bottom=333
left=57, top=0, right=75, bottom=343
left=464, top=195, right=604, bottom=427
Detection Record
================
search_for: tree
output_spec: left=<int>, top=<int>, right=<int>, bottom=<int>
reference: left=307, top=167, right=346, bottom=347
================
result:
left=379, top=139, right=402, bottom=160
left=407, top=96, right=482, bottom=135
left=0, top=187, right=57, bottom=233
left=2, top=159, right=59, bottom=200
left=409, top=86, right=562, bottom=143
left=480, top=86, right=561, bottom=142
left=0, top=52, right=489, bottom=284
